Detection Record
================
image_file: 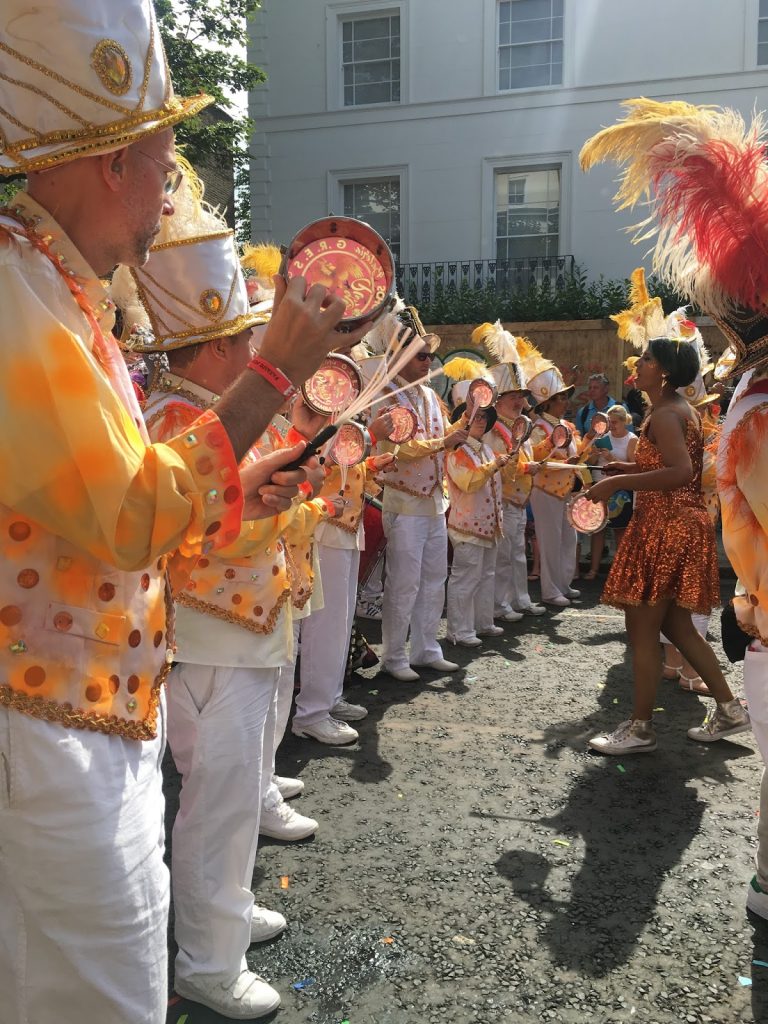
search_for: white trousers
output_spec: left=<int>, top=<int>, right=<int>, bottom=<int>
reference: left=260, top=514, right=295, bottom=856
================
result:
left=495, top=503, right=533, bottom=612
left=660, top=612, right=710, bottom=647
left=447, top=541, right=498, bottom=642
left=263, top=620, right=301, bottom=811
left=381, top=512, right=448, bottom=670
left=168, top=663, right=278, bottom=985
left=0, top=703, right=169, bottom=1024
left=529, top=489, right=577, bottom=602
left=743, top=643, right=768, bottom=890
left=295, top=545, right=359, bottom=728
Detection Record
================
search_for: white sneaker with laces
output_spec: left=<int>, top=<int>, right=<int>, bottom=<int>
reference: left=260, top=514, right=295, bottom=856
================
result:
left=332, top=697, right=368, bottom=721
left=355, top=599, right=382, bottom=620
left=383, top=664, right=421, bottom=682
left=495, top=607, right=524, bottom=622
left=411, top=657, right=459, bottom=672
left=292, top=716, right=359, bottom=745
left=273, top=774, right=304, bottom=799
left=519, top=602, right=546, bottom=616
left=175, top=969, right=280, bottom=1020
left=477, top=625, right=505, bottom=637
left=259, top=798, right=318, bottom=840
left=589, top=719, right=657, bottom=755
left=250, top=906, right=287, bottom=944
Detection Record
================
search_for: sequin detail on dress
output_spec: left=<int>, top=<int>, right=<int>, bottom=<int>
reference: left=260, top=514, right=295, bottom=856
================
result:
left=601, top=417, right=719, bottom=614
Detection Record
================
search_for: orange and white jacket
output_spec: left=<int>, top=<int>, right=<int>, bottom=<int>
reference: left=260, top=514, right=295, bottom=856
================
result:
left=0, top=195, right=242, bottom=740
left=485, top=418, right=535, bottom=507
left=530, top=414, right=590, bottom=500
left=446, top=439, right=504, bottom=547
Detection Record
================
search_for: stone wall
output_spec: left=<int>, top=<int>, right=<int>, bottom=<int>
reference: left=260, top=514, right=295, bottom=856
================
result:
left=426, top=319, right=729, bottom=411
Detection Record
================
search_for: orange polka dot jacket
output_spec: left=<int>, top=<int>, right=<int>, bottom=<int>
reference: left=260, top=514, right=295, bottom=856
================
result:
left=0, top=195, right=243, bottom=740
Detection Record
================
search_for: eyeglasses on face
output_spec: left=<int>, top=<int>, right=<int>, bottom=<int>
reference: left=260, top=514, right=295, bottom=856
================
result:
left=414, top=352, right=432, bottom=362
left=137, top=150, right=184, bottom=194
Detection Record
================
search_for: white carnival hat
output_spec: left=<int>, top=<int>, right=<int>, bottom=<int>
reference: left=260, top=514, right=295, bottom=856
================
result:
left=0, top=0, right=212, bottom=175
left=112, top=165, right=260, bottom=351
left=471, top=320, right=529, bottom=394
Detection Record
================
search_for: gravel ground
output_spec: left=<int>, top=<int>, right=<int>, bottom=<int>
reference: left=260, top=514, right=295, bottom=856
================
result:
left=165, top=571, right=768, bottom=1024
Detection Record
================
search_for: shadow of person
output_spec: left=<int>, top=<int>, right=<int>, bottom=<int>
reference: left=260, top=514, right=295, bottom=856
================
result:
left=749, top=910, right=768, bottom=1022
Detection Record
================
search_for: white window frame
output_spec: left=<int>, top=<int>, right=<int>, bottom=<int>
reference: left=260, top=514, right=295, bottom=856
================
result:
left=481, top=153, right=571, bottom=262
left=745, top=0, right=768, bottom=67
left=482, top=0, right=569, bottom=95
left=328, top=165, right=408, bottom=264
left=325, top=1, right=409, bottom=111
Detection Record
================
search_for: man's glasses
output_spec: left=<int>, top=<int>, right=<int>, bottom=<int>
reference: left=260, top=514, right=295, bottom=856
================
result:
left=414, top=352, right=432, bottom=361
left=137, top=150, right=184, bottom=194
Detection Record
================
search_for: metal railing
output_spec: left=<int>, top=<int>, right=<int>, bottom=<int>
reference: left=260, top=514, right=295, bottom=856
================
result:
left=395, top=255, right=575, bottom=305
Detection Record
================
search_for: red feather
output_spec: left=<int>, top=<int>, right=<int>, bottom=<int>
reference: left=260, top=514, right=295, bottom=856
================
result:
left=651, top=139, right=768, bottom=309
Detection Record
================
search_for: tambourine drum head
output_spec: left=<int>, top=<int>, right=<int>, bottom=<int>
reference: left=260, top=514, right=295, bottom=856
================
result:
left=591, top=412, right=610, bottom=436
left=302, top=354, right=362, bottom=415
left=567, top=495, right=608, bottom=534
left=387, top=405, right=417, bottom=443
left=468, top=378, right=497, bottom=409
left=283, top=217, right=395, bottom=327
left=511, top=414, right=532, bottom=443
left=330, top=422, right=370, bottom=467
left=551, top=423, right=571, bottom=448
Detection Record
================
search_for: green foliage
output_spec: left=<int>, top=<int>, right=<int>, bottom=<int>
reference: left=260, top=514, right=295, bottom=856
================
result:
left=154, top=0, right=264, bottom=240
left=414, top=264, right=691, bottom=324
left=0, top=179, right=23, bottom=206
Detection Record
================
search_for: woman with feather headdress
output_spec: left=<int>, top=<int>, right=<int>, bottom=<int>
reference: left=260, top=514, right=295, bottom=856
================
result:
left=580, top=101, right=751, bottom=756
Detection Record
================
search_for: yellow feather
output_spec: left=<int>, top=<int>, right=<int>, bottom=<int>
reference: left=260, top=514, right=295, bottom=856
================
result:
left=514, top=336, right=541, bottom=362
left=470, top=323, right=495, bottom=346
left=628, top=267, right=650, bottom=307
left=242, top=242, right=283, bottom=279
left=442, top=356, right=486, bottom=381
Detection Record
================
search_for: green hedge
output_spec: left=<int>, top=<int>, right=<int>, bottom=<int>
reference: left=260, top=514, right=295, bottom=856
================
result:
left=417, top=265, right=690, bottom=324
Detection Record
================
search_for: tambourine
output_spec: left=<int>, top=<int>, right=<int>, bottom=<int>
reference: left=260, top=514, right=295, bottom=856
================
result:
left=301, top=353, right=363, bottom=415
left=566, top=494, right=608, bottom=534
left=468, top=377, right=497, bottom=411
left=386, top=405, right=418, bottom=443
left=328, top=421, right=371, bottom=468
left=591, top=411, right=610, bottom=436
left=551, top=423, right=573, bottom=449
left=281, top=216, right=396, bottom=331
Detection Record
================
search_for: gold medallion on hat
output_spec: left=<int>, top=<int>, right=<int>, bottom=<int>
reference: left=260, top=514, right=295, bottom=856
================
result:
left=200, top=289, right=224, bottom=317
left=91, top=40, right=133, bottom=96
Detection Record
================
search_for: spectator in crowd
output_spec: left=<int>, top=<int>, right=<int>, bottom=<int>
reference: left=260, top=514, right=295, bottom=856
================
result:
left=575, top=372, right=628, bottom=435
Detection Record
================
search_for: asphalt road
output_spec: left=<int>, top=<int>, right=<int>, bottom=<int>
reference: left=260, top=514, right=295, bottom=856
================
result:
left=165, top=573, right=768, bottom=1024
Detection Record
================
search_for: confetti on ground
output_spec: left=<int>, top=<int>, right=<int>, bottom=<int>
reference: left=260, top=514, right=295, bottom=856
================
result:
left=653, top=707, right=665, bottom=712
left=613, top=698, right=619, bottom=704
left=280, top=875, right=290, bottom=890
left=753, top=959, right=768, bottom=968
left=534, top=645, right=543, bottom=653
left=397, top=793, right=404, bottom=799
left=381, top=936, right=394, bottom=945
left=466, top=676, right=478, bottom=681
left=292, top=977, right=316, bottom=991
left=177, top=1016, right=188, bottom=1024
left=452, top=934, right=477, bottom=946
left=738, top=975, right=753, bottom=987
left=617, top=764, right=626, bottom=773
left=552, top=839, right=571, bottom=847
left=369, top=689, right=379, bottom=696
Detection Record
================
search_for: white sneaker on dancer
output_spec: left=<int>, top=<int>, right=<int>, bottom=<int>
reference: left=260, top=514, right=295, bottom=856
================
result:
left=175, top=969, right=280, bottom=1019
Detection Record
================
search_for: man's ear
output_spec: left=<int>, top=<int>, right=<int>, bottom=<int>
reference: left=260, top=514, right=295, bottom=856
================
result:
left=100, top=147, right=131, bottom=192
left=209, top=335, right=230, bottom=362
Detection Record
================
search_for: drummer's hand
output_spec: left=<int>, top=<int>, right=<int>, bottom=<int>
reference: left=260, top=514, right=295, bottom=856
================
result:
left=291, top=397, right=330, bottom=441
left=584, top=477, right=618, bottom=503
left=602, top=460, right=634, bottom=475
left=444, top=429, right=468, bottom=450
left=241, top=445, right=308, bottom=520
left=370, top=452, right=396, bottom=473
left=324, top=495, right=346, bottom=518
left=369, top=410, right=395, bottom=441
left=525, top=461, right=540, bottom=477
left=495, top=454, right=511, bottom=470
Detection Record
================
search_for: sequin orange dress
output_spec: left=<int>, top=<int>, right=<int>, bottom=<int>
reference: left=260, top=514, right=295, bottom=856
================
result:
left=601, top=417, right=719, bottom=613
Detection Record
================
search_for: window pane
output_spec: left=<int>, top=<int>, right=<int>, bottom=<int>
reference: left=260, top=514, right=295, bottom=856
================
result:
left=495, top=168, right=560, bottom=259
left=499, top=67, right=511, bottom=90
left=551, top=61, right=563, bottom=84
left=512, top=17, right=556, bottom=43
left=552, top=15, right=563, bottom=38
left=354, top=37, right=390, bottom=61
left=761, top=0, right=768, bottom=16
left=343, top=41, right=352, bottom=63
left=354, top=60, right=393, bottom=85
left=353, top=16, right=391, bottom=40
left=759, top=40, right=768, bottom=65
left=343, top=64, right=353, bottom=85
left=551, top=40, right=563, bottom=62
left=553, top=0, right=564, bottom=15
left=509, top=41, right=552, bottom=67
left=499, top=46, right=512, bottom=68
left=354, top=82, right=392, bottom=104
left=344, top=85, right=354, bottom=106
left=511, top=0, right=553, bottom=22
left=759, top=19, right=768, bottom=43
left=343, top=178, right=401, bottom=256
left=499, top=1, right=511, bottom=24
left=392, top=34, right=401, bottom=56
left=342, top=20, right=352, bottom=41
left=499, top=19, right=511, bottom=45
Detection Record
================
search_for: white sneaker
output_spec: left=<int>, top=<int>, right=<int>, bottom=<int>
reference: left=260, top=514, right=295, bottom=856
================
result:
left=259, top=798, right=318, bottom=840
left=543, top=595, right=570, bottom=607
left=687, top=698, right=751, bottom=743
left=355, top=598, right=382, bottom=620
left=589, top=719, right=657, bottom=755
left=477, top=625, right=505, bottom=637
left=332, top=697, right=368, bottom=721
left=292, top=716, right=359, bottom=745
left=447, top=635, right=483, bottom=648
left=566, top=587, right=581, bottom=599
left=411, top=658, right=460, bottom=672
left=175, top=969, right=280, bottom=1020
left=383, top=664, right=421, bottom=682
left=273, top=774, right=304, bottom=799
left=250, top=906, right=287, bottom=944
left=495, top=608, right=524, bottom=622
left=519, top=603, right=546, bottom=616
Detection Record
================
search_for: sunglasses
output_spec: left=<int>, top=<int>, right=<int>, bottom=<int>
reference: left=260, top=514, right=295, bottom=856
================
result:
left=414, top=352, right=432, bottom=362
